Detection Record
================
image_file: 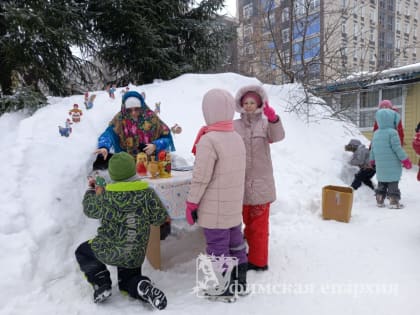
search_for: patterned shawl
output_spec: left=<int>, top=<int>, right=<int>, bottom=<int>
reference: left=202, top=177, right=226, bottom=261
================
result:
left=110, top=91, right=173, bottom=156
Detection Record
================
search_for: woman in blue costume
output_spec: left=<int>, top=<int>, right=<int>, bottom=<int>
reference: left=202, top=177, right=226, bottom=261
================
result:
left=93, top=91, right=175, bottom=170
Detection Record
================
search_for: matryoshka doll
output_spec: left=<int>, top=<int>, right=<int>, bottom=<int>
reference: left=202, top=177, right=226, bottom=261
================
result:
left=136, top=152, right=148, bottom=176
left=158, top=150, right=171, bottom=178
left=148, top=156, right=160, bottom=179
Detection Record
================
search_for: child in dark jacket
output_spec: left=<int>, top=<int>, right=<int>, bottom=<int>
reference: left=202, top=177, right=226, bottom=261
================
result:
left=344, top=139, right=376, bottom=190
left=75, top=152, right=168, bottom=309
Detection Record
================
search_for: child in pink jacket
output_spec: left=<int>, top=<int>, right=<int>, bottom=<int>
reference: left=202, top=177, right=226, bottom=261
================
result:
left=234, top=85, right=285, bottom=271
left=185, top=88, right=248, bottom=300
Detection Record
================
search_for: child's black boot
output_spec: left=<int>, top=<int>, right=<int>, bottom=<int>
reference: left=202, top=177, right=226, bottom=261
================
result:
left=92, top=270, right=112, bottom=303
left=137, top=278, right=167, bottom=310
left=236, top=263, right=250, bottom=296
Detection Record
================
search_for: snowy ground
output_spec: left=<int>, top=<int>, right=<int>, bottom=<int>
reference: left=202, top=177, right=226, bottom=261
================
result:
left=1, top=73, right=419, bottom=315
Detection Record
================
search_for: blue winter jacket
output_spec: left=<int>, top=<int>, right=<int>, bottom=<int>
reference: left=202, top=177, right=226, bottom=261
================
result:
left=370, top=109, right=407, bottom=182
left=97, top=90, right=175, bottom=157
left=98, top=126, right=172, bottom=154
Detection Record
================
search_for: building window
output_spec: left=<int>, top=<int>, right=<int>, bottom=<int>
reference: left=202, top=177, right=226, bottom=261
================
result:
left=379, top=0, right=385, bottom=9
left=349, top=91, right=376, bottom=128
left=282, top=29, right=290, bottom=43
left=311, top=0, right=320, bottom=9
left=354, top=48, right=359, bottom=59
left=243, top=3, right=253, bottom=19
left=245, top=43, right=254, bottom=55
left=382, top=88, right=402, bottom=107
left=370, top=10, right=376, bottom=23
left=359, top=110, right=377, bottom=128
left=360, top=90, right=379, bottom=109
left=263, top=11, right=276, bottom=33
left=293, top=36, right=320, bottom=61
left=261, top=0, right=276, bottom=12
left=244, top=25, right=253, bottom=42
left=387, top=17, right=393, bottom=31
left=354, top=23, right=359, bottom=37
left=378, top=14, right=384, bottom=26
left=283, top=51, right=290, bottom=64
left=282, top=7, right=289, bottom=23
left=370, top=49, right=375, bottom=61
left=340, top=93, right=358, bottom=123
left=339, top=87, right=403, bottom=129
left=295, top=0, right=305, bottom=16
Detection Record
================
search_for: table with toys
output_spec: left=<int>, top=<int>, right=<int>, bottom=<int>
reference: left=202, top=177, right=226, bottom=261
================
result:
left=139, top=150, right=192, bottom=270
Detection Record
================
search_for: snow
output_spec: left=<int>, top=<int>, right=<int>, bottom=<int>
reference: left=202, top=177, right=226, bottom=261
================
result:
left=1, top=73, right=419, bottom=315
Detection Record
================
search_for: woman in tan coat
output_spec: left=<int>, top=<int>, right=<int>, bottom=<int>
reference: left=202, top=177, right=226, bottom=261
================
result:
left=234, top=85, right=285, bottom=271
left=185, top=88, right=248, bottom=300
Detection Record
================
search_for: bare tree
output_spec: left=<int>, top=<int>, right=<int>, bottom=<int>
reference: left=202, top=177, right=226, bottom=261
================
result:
left=237, top=0, right=418, bottom=123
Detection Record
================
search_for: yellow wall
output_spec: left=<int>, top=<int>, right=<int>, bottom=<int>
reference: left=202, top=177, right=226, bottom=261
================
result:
left=404, top=83, right=420, bottom=162
left=362, top=82, right=420, bottom=162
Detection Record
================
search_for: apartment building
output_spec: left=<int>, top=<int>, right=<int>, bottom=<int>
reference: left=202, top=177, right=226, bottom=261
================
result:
left=236, top=0, right=420, bottom=84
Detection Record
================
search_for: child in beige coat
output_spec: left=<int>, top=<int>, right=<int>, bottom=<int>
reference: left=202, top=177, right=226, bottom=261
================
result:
left=186, top=88, right=248, bottom=300
left=234, top=85, right=285, bottom=271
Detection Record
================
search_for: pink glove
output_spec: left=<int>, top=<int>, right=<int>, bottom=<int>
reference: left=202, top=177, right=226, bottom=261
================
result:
left=263, top=101, right=278, bottom=122
left=401, top=158, right=412, bottom=169
left=369, top=160, right=375, bottom=167
left=185, top=201, right=199, bottom=225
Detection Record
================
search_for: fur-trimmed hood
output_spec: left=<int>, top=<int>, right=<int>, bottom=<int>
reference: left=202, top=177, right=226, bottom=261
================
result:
left=234, top=85, right=268, bottom=114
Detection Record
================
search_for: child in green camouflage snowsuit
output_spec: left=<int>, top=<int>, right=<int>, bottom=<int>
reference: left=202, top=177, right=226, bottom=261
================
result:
left=75, top=152, right=168, bottom=310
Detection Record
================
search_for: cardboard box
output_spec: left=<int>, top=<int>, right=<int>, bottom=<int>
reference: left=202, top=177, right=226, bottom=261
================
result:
left=322, top=185, right=353, bottom=223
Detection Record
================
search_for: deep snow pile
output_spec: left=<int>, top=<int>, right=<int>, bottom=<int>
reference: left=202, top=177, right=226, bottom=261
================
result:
left=1, top=73, right=419, bottom=315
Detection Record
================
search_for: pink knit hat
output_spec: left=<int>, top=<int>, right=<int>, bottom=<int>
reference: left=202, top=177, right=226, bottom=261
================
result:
left=241, top=91, right=263, bottom=107
left=378, top=100, right=393, bottom=109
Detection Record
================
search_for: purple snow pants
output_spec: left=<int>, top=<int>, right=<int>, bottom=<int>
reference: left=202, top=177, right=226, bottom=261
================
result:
left=203, top=224, right=247, bottom=265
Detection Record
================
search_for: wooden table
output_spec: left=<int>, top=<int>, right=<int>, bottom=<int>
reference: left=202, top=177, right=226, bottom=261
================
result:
left=144, top=170, right=192, bottom=269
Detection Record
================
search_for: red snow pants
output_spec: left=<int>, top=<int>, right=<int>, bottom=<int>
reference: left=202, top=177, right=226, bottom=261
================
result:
left=242, top=203, right=270, bottom=267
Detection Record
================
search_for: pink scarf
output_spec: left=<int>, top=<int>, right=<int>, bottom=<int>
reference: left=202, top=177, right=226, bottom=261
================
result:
left=191, top=120, right=234, bottom=155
